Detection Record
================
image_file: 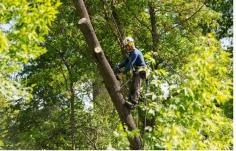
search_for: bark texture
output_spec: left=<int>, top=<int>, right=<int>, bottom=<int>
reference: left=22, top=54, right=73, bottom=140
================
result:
left=72, top=0, right=142, bottom=149
left=148, top=2, right=159, bottom=50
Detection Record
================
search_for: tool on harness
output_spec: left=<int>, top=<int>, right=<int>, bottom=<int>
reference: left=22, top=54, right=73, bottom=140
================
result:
left=114, top=66, right=131, bottom=90
left=114, top=66, right=124, bottom=81
left=136, top=66, right=148, bottom=79
left=114, top=65, right=134, bottom=81
left=117, top=72, right=126, bottom=81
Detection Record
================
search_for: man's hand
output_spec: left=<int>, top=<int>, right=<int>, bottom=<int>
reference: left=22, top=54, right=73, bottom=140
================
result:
left=126, top=70, right=133, bottom=77
left=119, top=67, right=125, bottom=73
left=114, top=66, right=121, bottom=75
left=116, top=73, right=125, bottom=81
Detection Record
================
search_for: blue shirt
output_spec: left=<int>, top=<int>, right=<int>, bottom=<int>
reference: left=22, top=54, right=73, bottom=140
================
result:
left=119, top=48, right=146, bottom=73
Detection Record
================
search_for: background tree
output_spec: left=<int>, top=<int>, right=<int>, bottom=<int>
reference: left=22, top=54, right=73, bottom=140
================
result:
left=0, top=0, right=60, bottom=148
left=0, top=0, right=232, bottom=150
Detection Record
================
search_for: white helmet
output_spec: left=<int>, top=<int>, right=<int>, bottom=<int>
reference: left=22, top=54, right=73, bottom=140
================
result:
left=123, top=37, right=134, bottom=46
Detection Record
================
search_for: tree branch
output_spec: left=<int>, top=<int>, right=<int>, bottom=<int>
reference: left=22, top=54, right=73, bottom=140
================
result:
left=161, top=4, right=205, bottom=35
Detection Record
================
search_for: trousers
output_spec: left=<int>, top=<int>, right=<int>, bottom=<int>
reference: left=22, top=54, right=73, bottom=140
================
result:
left=129, top=71, right=146, bottom=104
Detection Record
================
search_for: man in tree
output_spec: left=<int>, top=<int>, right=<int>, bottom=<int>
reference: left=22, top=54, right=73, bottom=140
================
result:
left=115, top=37, right=147, bottom=109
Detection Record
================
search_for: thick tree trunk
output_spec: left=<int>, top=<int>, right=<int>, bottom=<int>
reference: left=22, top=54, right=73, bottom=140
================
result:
left=148, top=2, right=159, bottom=50
left=148, top=2, right=163, bottom=69
left=72, top=0, right=142, bottom=149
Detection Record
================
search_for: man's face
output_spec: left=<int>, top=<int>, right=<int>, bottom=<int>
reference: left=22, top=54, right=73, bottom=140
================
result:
left=125, top=45, right=132, bottom=52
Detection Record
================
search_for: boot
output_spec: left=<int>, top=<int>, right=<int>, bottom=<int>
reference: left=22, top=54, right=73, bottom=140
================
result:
left=125, top=101, right=137, bottom=110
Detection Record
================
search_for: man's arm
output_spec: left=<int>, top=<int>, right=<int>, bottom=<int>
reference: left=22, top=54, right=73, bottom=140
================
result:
left=114, top=57, right=128, bottom=74
left=125, top=51, right=138, bottom=73
left=118, top=57, right=129, bottom=68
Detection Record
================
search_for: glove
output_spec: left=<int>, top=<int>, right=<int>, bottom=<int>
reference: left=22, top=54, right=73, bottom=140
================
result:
left=120, top=67, right=125, bottom=73
left=126, top=70, right=133, bottom=77
left=116, top=73, right=125, bottom=81
left=114, top=66, right=121, bottom=75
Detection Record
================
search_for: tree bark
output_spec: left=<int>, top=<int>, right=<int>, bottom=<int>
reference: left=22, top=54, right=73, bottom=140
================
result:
left=62, top=57, right=76, bottom=150
left=148, top=2, right=163, bottom=69
left=148, top=2, right=159, bottom=50
left=72, top=0, right=142, bottom=149
left=59, top=53, right=76, bottom=149
left=69, top=78, right=76, bottom=150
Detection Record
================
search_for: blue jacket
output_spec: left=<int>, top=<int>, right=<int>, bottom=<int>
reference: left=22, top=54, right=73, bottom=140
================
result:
left=118, top=48, right=146, bottom=73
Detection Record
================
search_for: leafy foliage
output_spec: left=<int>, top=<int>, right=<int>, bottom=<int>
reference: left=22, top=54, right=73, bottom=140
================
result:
left=0, top=0, right=232, bottom=150
left=142, top=34, right=232, bottom=150
left=0, top=0, right=61, bottom=100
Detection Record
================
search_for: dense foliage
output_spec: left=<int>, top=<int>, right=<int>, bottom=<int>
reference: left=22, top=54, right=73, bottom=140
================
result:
left=0, top=0, right=233, bottom=150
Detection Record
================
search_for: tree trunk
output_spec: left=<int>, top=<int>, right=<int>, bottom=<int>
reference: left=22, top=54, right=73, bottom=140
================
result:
left=148, top=2, right=162, bottom=69
left=69, top=80, right=76, bottom=150
left=59, top=52, right=77, bottom=149
left=148, top=2, right=159, bottom=50
left=72, top=0, right=142, bottom=149
left=92, top=81, right=100, bottom=101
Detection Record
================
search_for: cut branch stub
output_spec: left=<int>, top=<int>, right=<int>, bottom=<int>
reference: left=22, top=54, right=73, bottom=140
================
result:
left=78, top=17, right=87, bottom=24
left=73, top=0, right=143, bottom=149
left=94, top=46, right=102, bottom=53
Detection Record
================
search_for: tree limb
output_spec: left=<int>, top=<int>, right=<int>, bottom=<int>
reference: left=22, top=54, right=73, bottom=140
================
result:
left=72, top=0, right=143, bottom=149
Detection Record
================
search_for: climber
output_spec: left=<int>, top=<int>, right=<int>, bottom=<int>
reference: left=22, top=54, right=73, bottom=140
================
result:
left=115, top=37, right=147, bottom=109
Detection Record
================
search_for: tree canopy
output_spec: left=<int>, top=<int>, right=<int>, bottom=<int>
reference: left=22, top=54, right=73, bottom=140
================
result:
left=0, top=0, right=233, bottom=150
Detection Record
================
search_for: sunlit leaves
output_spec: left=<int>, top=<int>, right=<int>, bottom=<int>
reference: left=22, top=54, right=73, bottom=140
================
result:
left=183, top=34, right=232, bottom=104
left=0, top=0, right=60, bottom=100
left=0, top=0, right=60, bottom=149
left=143, top=34, right=232, bottom=150
left=0, top=32, right=8, bottom=51
left=0, top=0, right=232, bottom=150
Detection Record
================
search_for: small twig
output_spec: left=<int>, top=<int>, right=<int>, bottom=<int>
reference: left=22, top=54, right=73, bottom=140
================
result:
left=161, top=4, right=205, bottom=36
left=134, top=16, right=152, bottom=31
left=81, top=130, right=98, bottom=149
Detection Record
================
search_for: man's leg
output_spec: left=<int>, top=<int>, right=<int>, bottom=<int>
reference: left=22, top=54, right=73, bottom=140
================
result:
left=129, top=71, right=141, bottom=105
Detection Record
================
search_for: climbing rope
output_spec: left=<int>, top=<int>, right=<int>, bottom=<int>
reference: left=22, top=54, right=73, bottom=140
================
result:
left=103, top=0, right=124, bottom=48
left=110, top=6, right=124, bottom=49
